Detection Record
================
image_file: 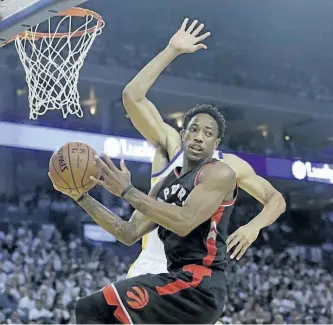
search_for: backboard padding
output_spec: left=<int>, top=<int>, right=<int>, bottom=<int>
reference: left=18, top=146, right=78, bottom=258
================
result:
left=0, top=0, right=89, bottom=46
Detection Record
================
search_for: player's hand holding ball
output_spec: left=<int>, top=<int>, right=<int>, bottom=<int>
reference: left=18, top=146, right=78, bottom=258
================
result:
left=90, top=153, right=133, bottom=198
left=48, top=142, right=101, bottom=201
left=168, top=18, right=211, bottom=54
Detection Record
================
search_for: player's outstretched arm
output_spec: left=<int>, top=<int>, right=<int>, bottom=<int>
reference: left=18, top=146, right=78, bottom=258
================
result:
left=75, top=195, right=157, bottom=246
left=122, top=18, right=210, bottom=158
left=48, top=173, right=159, bottom=246
left=92, top=155, right=236, bottom=237
left=224, top=153, right=286, bottom=260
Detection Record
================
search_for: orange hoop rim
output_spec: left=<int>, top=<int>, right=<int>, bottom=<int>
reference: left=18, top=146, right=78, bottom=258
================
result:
left=0, top=7, right=104, bottom=47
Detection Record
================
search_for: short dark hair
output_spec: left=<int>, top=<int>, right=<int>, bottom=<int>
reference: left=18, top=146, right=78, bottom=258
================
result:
left=183, top=104, right=226, bottom=140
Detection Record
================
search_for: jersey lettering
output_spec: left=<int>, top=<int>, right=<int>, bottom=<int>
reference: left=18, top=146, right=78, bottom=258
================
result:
left=160, top=183, right=187, bottom=204
left=154, top=158, right=235, bottom=271
left=141, top=149, right=224, bottom=255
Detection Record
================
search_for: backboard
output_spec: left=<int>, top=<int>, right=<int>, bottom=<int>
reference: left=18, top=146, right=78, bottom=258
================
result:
left=0, top=0, right=89, bottom=46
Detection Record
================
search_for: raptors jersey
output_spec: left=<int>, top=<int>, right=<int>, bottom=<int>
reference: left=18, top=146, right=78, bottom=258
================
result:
left=156, top=158, right=237, bottom=271
left=141, top=149, right=224, bottom=255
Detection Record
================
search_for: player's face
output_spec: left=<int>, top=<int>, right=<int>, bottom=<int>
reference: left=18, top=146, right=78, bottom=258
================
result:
left=182, top=113, right=220, bottom=162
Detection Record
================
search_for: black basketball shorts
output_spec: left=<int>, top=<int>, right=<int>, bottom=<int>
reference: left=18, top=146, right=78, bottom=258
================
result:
left=101, top=264, right=226, bottom=324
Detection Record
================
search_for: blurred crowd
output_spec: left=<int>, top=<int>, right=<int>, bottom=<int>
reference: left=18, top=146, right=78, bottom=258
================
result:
left=2, top=0, right=333, bottom=163
left=223, top=247, right=333, bottom=324
left=0, top=222, right=132, bottom=324
left=0, top=220, right=332, bottom=324
left=0, top=2, right=332, bottom=323
left=0, top=187, right=331, bottom=324
left=86, top=1, right=333, bottom=104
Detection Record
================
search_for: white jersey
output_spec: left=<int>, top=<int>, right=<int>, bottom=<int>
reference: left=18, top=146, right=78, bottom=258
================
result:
left=141, top=149, right=224, bottom=255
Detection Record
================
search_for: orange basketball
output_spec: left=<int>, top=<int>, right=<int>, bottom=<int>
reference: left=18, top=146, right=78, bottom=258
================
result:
left=49, top=142, right=101, bottom=195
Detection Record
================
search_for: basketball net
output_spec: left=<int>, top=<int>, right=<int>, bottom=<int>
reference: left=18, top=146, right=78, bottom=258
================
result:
left=13, top=7, right=104, bottom=119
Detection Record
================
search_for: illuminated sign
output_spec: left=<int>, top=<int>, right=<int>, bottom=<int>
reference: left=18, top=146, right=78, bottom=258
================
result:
left=83, top=223, right=116, bottom=243
left=292, top=160, right=333, bottom=184
left=104, top=137, right=154, bottom=163
left=0, top=121, right=332, bottom=185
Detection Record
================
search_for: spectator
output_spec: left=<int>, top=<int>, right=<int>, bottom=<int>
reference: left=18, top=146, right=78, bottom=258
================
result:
left=0, top=193, right=332, bottom=324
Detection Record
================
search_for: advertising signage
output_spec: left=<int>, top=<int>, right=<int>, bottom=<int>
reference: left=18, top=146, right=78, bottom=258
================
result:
left=0, top=121, right=331, bottom=185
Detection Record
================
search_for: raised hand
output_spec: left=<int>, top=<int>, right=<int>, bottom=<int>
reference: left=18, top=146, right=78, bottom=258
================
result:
left=168, top=18, right=211, bottom=54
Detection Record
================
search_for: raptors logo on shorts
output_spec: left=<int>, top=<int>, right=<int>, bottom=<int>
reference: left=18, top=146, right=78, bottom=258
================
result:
left=126, top=286, right=149, bottom=309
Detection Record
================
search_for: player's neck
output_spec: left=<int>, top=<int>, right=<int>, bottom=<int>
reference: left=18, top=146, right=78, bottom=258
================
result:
left=180, top=156, right=211, bottom=176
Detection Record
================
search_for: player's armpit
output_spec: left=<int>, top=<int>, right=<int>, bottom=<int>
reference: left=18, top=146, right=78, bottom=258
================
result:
left=122, top=94, right=166, bottom=148
left=124, top=162, right=236, bottom=237
left=122, top=93, right=181, bottom=158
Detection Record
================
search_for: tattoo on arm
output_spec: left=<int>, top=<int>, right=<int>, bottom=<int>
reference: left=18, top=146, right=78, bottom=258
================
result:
left=77, top=194, right=136, bottom=245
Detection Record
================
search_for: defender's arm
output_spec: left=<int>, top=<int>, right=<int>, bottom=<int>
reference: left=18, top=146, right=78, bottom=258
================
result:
left=225, top=153, right=286, bottom=228
left=122, top=46, right=181, bottom=156
left=122, top=18, right=210, bottom=158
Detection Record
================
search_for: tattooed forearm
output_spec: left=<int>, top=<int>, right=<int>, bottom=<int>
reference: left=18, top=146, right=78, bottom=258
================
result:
left=77, top=194, right=137, bottom=245
left=124, top=187, right=189, bottom=233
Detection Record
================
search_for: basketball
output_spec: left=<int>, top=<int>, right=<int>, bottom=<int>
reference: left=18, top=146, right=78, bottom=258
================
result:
left=49, top=142, right=101, bottom=194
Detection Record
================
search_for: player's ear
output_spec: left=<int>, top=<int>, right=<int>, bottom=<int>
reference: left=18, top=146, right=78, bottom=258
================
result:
left=214, top=138, right=220, bottom=149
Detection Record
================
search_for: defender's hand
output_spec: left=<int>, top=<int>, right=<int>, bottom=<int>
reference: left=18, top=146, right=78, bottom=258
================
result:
left=48, top=172, right=83, bottom=201
left=226, top=224, right=260, bottom=260
left=91, top=153, right=132, bottom=198
left=168, top=18, right=211, bottom=54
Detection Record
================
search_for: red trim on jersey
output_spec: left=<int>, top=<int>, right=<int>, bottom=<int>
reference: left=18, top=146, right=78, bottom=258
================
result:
left=203, top=205, right=225, bottom=266
left=194, top=161, right=218, bottom=186
left=195, top=161, right=238, bottom=207
left=194, top=161, right=238, bottom=265
left=102, top=285, right=131, bottom=324
left=221, top=197, right=236, bottom=206
left=221, top=199, right=234, bottom=206
left=173, top=166, right=180, bottom=178
left=156, top=264, right=211, bottom=296
left=221, top=185, right=238, bottom=206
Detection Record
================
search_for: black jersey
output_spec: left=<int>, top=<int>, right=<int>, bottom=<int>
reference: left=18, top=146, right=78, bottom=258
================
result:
left=101, top=159, right=234, bottom=324
left=156, top=159, right=237, bottom=271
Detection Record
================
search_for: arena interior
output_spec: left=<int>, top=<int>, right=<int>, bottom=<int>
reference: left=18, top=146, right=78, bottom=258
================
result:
left=0, top=0, right=332, bottom=323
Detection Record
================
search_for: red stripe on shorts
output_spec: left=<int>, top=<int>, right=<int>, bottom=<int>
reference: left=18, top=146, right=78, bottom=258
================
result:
left=156, top=264, right=211, bottom=296
left=102, top=285, right=131, bottom=324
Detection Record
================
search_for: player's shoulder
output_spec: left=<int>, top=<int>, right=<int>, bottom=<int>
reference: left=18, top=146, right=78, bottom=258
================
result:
left=222, top=153, right=253, bottom=176
left=223, top=152, right=243, bottom=164
left=198, top=160, right=236, bottom=185
left=211, top=160, right=236, bottom=178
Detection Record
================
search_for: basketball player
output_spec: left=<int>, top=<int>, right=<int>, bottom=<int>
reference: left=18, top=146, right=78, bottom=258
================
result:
left=49, top=107, right=238, bottom=323
left=122, top=18, right=286, bottom=277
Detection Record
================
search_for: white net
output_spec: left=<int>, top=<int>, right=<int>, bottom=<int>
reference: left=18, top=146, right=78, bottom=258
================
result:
left=14, top=8, right=104, bottom=119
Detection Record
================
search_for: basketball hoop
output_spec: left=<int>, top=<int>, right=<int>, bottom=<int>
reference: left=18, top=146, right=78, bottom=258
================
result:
left=2, top=7, right=104, bottom=119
